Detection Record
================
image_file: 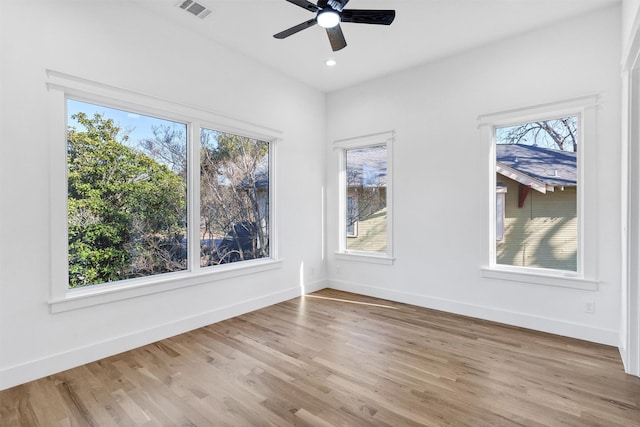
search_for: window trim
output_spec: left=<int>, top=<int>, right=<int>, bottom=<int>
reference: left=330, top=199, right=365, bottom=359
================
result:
left=334, top=131, right=394, bottom=264
left=478, top=95, right=599, bottom=290
left=46, top=70, right=282, bottom=313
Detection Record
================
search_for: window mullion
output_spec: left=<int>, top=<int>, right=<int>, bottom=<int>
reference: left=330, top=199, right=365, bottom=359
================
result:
left=189, top=122, right=201, bottom=273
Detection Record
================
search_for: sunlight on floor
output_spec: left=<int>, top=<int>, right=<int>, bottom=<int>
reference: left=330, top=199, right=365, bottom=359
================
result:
left=305, top=294, right=398, bottom=310
left=299, top=261, right=305, bottom=294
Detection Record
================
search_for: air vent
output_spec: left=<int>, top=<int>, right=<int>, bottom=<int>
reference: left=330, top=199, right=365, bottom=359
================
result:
left=177, top=0, right=212, bottom=19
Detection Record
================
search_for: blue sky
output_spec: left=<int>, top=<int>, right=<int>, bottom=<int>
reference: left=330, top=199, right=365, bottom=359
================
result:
left=67, top=98, right=186, bottom=149
left=495, top=116, right=577, bottom=151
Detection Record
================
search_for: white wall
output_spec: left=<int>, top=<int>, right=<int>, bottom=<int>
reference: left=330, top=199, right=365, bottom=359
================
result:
left=0, top=1, right=327, bottom=390
left=326, top=6, right=622, bottom=345
left=623, top=0, right=640, bottom=51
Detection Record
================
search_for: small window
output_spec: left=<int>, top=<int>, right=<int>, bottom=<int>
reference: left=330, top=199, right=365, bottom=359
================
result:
left=335, top=131, right=393, bottom=263
left=345, top=145, right=387, bottom=252
left=67, top=99, right=188, bottom=288
left=495, top=116, right=578, bottom=272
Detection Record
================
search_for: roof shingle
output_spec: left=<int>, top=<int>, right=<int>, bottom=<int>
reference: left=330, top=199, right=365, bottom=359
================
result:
left=496, top=144, right=576, bottom=187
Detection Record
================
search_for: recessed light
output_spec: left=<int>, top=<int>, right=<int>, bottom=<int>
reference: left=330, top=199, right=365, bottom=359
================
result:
left=325, top=59, right=337, bottom=67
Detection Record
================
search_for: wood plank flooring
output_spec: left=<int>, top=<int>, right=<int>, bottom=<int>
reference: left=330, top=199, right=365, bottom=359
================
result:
left=2, top=289, right=640, bottom=426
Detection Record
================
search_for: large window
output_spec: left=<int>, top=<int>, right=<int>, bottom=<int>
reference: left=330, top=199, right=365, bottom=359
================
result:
left=335, top=132, right=393, bottom=263
left=48, top=72, right=280, bottom=311
left=58, top=91, right=275, bottom=299
left=67, top=100, right=188, bottom=288
left=48, top=79, right=279, bottom=312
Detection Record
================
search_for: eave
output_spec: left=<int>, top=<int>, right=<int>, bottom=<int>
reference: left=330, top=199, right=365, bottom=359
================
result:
left=496, top=162, right=554, bottom=194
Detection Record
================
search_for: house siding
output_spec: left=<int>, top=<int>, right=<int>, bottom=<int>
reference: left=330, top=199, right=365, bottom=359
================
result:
left=347, top=207, right=387, bottom=252
left=497, top=174, right=577, bottom=271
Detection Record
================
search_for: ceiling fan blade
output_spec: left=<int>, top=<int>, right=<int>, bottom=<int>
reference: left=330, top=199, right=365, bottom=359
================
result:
left=340, top=9, right=395, bottom=25
left=283, top=0, right=319, bottom=12
left=326, top=24, right=347, bottom=51
left=327, top=0, right=350, bottom=12
left=274, top=18, right=317, bottom=39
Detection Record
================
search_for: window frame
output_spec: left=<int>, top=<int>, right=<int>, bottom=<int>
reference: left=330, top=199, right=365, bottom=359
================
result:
left=478, top=96, right=598, bottom=290
left=334, top=131, right=394, bottom=265
left=496, top=184, right=506, bottom=242
left=47, top=70, right=282, bottom=313
left=346, top=195, right=359, bottom=237
left=197, top=126, right=272, bottom=268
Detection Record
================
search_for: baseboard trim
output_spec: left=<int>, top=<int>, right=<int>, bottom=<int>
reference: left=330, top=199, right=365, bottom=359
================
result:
left=0, top=280, right=328, bottom=391
left=328, top=279, right=618, bottom=346
left=302, top=278, right=329, bottom=294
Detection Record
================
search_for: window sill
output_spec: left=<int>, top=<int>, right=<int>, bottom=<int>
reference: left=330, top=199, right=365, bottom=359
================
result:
left=335, top=251, right=394, bottom=265
left=481, top=266, right=597, bottom=290
left=49, top=258, right=283, bottom=313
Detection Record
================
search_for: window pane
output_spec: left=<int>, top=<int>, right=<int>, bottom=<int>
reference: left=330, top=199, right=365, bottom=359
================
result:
left=345, top=145, right=387, bottom=252
left=66, top=100, right=188, bottom=288
left=200, top=128, right=269, bottom=266
left=495, top=116, right=578, bottom=271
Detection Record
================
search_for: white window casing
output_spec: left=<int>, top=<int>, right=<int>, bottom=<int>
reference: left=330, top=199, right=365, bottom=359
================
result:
left=334, top=131, right=394, bottom=265
left=478, top=95, right=599, bottom=290
left=46, top=70, right=282, bottom=312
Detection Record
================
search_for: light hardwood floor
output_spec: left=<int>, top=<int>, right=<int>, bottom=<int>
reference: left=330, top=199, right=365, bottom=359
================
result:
left=2, top=289, right=640, bottom=426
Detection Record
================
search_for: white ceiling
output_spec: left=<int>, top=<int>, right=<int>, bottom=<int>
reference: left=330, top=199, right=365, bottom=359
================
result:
left=134, top=0, right=619, bottom=92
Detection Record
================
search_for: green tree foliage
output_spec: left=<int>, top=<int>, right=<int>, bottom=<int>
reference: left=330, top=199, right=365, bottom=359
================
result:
left=67, top=113, right=187, bottom=287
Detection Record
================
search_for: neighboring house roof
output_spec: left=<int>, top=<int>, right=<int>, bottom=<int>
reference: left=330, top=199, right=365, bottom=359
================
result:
left=238, top=154, right=269, bottom=189
left=253, top=154, right=269, bottom=189
left=347, top=146, right=387, bottom=188
left=496, top=144, right=576, bottom=194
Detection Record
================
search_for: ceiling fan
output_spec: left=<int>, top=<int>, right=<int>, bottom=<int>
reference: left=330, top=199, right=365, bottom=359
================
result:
left=273, top=0, right=395, bottom=52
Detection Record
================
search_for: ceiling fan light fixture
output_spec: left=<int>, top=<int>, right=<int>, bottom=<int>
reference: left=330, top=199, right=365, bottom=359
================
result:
left=317, top=10, right=340, bottom=28
left=273, top=0, right=395, bottom=51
